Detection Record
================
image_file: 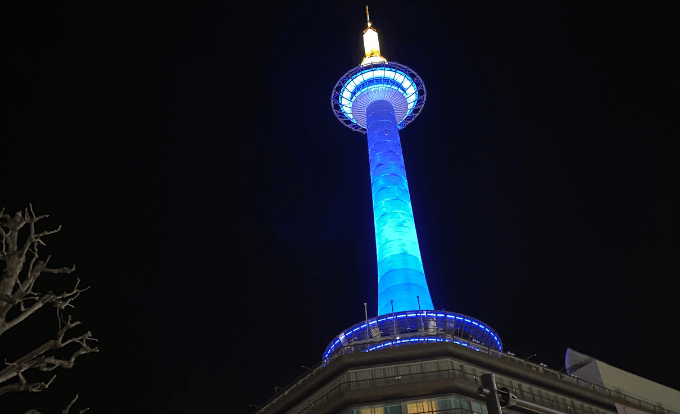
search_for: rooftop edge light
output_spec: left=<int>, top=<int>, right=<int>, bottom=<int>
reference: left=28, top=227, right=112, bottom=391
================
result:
left=322, top=310, right=503, bottom=365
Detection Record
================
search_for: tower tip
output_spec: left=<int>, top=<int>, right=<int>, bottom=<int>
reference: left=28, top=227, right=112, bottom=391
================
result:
left=361, top=5, right=386, bottom=65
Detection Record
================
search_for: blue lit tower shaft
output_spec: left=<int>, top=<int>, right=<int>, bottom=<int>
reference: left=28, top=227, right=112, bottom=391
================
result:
left=324, top=14, right=504, bottom=364
left=367, top=100, right=433, bottom=316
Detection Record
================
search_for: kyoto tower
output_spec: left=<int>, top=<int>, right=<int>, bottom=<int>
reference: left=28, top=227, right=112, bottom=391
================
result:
left=324, top=8, right=502, bottom=363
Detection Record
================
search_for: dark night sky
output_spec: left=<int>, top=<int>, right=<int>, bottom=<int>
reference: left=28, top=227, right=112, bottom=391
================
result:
left=3, top=0, right=678, bottom=412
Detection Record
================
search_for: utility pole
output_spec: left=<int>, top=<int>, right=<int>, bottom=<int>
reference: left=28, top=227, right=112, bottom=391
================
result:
left=478, top=374, right=566, bottom=414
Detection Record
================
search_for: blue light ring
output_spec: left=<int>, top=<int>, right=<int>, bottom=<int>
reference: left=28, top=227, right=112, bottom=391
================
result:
left=370, top=162, right=407, bottom=177
left=372, top=201, right=415, bottom=218
left=348, top=77, right=409, bottom=100
left=344, top=76, right=415, bottom=122
left=368, top=143, right=405, bottom=160
left=331, top=62, right=427, bottom=133
left=375, top=255, right=423, bottom=270
left=371, top=188, right=412, bottom=205
left=373, top=225, right=417, bottom=242
left=344, top=66, right=412, bottom=92
left=372, top=202, right=414, bottom=213
left=369, top=154, right=403, bottom=171
left=373, top=212, right=416, bottom=228
left=323, top=310, right=502, bottom=360
left=369, top=176, right=410, bottom=193
left=376, top=244, right=422, bottom=260
left=370, top=168, right=408, bottom=184
left=377, top=263, right=425, bottom=284
left=348, top=80, right=415, bottom=109
left=372, top=209, right=413, bottom=223
left=371, top=184, right=412, bottom=201
left=373, top=214, right=416, bottom=228
left=374, top=233, right=419, bottom=249
left=375, top=239, right=421, bottom=259
left=374, top=219, right=418, bottom=237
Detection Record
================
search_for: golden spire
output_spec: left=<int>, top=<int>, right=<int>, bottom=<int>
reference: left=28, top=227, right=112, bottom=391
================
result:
left=361, top=6, right=387, bottom=66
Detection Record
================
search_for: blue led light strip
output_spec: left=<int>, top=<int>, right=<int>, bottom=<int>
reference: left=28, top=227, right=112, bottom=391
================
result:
left=339, top=67, right=418, bottom=127
left=322, top=310, right=502, bottom=361
left=366, top=100, right=434, bottom=315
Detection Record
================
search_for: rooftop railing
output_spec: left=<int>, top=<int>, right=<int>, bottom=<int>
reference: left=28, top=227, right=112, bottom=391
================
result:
left=495, top=351, right=676, bottom=414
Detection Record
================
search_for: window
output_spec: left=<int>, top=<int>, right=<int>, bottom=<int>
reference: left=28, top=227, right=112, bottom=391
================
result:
left=435, top=398, right=454, bottom=410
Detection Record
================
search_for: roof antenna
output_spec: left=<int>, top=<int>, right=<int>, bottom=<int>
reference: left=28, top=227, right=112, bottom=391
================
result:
left=366, top=5, right=371, bottom=27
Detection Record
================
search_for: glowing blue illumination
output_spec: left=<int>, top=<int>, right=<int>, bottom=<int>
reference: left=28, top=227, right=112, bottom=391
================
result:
left=338, top=66, right=419, bottom=128
left=364, top=335, right=450, bottom=352
left=366, top=100, right=434, bottom=315
left=325, top=309, right=507, bottom=362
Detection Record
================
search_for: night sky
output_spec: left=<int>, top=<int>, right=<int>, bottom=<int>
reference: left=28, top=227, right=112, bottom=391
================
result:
left=3, top=0, right=678, bottom=412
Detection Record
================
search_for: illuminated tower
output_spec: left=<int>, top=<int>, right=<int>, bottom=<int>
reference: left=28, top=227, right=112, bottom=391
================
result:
left=331, top=7, right=432, bottom=316
left=324, top=9, right=502, bottom=363
left=251, top=12, right=680, bottom=414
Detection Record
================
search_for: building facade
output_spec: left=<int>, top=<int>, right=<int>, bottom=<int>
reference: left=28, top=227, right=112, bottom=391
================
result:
left=254, top=342, right=677, bottom=414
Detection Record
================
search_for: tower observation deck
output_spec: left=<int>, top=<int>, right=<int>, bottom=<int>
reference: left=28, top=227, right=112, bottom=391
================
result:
left=326, top=9, right=501, bottom=363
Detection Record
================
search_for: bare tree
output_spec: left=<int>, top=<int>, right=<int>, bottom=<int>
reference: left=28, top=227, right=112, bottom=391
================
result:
left=0, top=205, right=97, bottom=413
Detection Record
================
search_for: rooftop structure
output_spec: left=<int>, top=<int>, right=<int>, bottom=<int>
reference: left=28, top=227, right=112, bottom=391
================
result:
left=565, top=349, right=680, bottom=412
left=255, top=343, right=679, bottom=414
left=322, top=310, right=503, bottom=364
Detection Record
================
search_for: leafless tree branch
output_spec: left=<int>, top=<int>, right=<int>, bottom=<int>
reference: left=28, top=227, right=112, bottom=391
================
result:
left=19, top=392, right=89, bottom=414
left=0, top=316, right=98, bottom=392
left=0, top=371, right=56, bottom=396
left=0, top=206, right=97, bottom=410
left=0, top=293, right=17, bottom=305
left=60, top=393, right=89, bottom=414
left=3, top=292, right=56, bottom=333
